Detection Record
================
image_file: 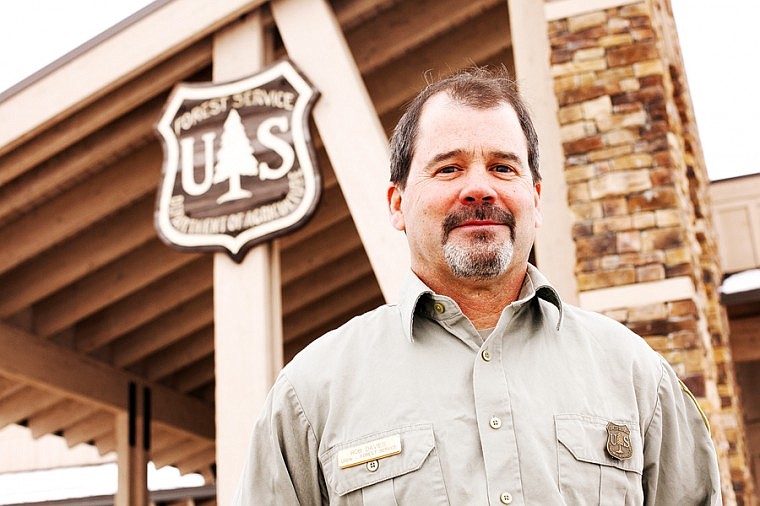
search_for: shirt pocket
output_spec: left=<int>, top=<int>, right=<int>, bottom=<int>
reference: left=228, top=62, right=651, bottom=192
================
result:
left=555, top=414, right=644, bottom=506
left=319, top=423, right=449, bottom=506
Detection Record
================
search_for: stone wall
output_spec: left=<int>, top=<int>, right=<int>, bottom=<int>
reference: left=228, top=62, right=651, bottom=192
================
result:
left=545, top=0, right=754, bottom=503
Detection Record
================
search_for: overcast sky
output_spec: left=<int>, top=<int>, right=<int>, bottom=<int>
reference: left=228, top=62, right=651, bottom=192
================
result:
left=0, top=0, right=757, bottom=181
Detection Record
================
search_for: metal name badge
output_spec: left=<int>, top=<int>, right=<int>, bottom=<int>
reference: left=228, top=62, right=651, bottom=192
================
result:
left=338, top=434, right=402, bottom=469
left=606, top=422, right=633, bottom=460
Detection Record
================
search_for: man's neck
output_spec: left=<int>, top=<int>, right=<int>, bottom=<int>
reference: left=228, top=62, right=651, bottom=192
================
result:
left=417, top=267, right=528, bottom=330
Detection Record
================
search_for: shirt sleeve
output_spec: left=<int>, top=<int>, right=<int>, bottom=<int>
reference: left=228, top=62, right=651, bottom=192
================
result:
left=642, top=361, right=723, bottom=505
left=233, top=371, right=326, bottom=506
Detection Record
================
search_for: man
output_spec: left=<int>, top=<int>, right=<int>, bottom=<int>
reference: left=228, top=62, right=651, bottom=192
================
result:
left=234, top=67, right=722, bottom=505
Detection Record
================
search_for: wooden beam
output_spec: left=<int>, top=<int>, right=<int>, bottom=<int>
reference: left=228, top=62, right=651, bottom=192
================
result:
left=0, top=376, right=24, bottom=399
left=347, top=0, right=501, bottom=74
left=176, top=447, right=217, bottom=476
left=284, top=295, right=384, bottom=361
left=0, top=97, right=161, bottom=224
left=34, top=241, right=199, bottom=339
left=0, top=38, right=212, bottom=186
left=167, top=356, right=215, bottom=395
left=193, top=383, right=215, bottom=404
left=111, top=291, right=214, bottom=368
left=149, top=426, right=177, bottom=452
left=74, top=256, right=212, bottom=353
left=365, top=4, right=512, bottom=117
left=143, top=326, right=214, bottom=382
left=152, top=438, right=212, bottom=470
left=279, top=179, right=349, bottom=249
left=730, top=315, right=760, bottom=363
left=0, top=386, right=61, bottom=429
left=281, top=217, right=364, bottom=284
left=27, top=399, right=99, bottom=439
left=331, top=0, right=395, bottom=30
left=272, top=0, right=410, bottom=302
left=94, top=431, right=117, bottom=456
left=283, top=272, right=381, bottom=340
left=0, top=320, right=214, bottom=441
left=0, top=142, right=161, bottom=277
left=64, top=410, right=115, bottom=448
left=0, top=196, right=155, bottom=318
left=282, top=245, right=373, bottom=314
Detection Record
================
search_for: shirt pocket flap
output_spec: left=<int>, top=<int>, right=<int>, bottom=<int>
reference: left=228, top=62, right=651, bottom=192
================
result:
left=555, top=414, right=643, bottom=474
left=319, top=424, right=436, bottom=496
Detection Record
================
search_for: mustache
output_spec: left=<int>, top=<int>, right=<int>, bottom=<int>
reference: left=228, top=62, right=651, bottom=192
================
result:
left=442, top=205, right=516, bottom=242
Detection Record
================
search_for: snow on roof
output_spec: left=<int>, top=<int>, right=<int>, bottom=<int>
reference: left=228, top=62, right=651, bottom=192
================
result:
left=721, top=269, right=760, bottom=294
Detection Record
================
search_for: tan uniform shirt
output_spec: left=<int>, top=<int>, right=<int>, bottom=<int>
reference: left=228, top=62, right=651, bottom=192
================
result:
left=234, top=265, right=722, bottom=505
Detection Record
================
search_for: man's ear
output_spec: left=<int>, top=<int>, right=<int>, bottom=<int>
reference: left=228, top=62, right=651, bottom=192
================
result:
left=387, top=184, right=405, bottom=232
left=533, top=182, right=542, bottom=228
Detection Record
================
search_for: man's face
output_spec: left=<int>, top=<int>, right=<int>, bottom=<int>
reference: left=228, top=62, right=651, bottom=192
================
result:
left=388, top=92, right=542, bottom=285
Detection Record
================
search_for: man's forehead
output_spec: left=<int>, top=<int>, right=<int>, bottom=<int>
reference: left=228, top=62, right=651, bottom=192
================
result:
left=413, top=93, right=526, bottom=154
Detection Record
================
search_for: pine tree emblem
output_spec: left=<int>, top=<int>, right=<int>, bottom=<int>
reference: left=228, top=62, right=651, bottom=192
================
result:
left=213, top=109, right=259, bottom=204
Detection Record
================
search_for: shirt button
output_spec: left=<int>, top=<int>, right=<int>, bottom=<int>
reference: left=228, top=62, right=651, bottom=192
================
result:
left=433, top=302, right=445, bottom=314
left=481, top=349, right=492, bottom=362
left=500, top=491, right=513, bottom=504
left=366, top=460, right=379, bottom=472
left=489, top=416, right=502, bottom=429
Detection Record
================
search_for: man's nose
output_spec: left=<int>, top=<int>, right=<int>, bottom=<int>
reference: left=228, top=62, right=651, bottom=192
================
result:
left=459, top=170, right=497, bottom=204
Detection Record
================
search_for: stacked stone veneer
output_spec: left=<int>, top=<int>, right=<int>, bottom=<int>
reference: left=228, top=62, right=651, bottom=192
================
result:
left=546, top=1, right=754, bottom=504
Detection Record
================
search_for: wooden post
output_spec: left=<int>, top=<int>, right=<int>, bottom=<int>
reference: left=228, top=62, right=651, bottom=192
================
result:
left=211, top=11, right=283, bottom=506
left=271, top=0, right=410, bottom=302
left=115, top=383, right=149, bottom=506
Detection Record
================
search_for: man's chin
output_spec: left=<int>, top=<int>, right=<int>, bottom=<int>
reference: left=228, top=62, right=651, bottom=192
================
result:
left=443, top=242, right=514, bottom=280
left=444, top=236, right=504, bottom=253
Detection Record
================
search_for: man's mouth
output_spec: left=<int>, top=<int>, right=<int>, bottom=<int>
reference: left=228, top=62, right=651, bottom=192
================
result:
left=442, top=205, right=515, bottom=242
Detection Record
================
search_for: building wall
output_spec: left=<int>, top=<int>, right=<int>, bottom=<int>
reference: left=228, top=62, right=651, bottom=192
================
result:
left=0, top=424, right=114, bottom=473
left=544, top=0, right=754, bottom=503
left=711, top=176, right=760, bottom=275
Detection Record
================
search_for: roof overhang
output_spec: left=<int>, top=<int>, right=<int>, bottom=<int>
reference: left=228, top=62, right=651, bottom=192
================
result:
left=0, top=0, right=265, bottom=156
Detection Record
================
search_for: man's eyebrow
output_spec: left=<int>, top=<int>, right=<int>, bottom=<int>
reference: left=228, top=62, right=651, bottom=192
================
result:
left=422, top=149, right=525, bottom=171
left=490, top=151, right=524, bottom=165
left=422, top=149, right=466, bottom=171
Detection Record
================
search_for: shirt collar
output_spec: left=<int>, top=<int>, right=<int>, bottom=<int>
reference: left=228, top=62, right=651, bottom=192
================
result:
left=398, top=263, right=564, bottom=342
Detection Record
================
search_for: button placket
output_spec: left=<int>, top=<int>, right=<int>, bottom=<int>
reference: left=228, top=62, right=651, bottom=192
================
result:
left=472, top=316, right=523, bottom=505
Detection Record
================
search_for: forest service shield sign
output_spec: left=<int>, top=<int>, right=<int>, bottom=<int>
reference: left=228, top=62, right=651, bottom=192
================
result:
left=155, top=59, right=320, bottom=261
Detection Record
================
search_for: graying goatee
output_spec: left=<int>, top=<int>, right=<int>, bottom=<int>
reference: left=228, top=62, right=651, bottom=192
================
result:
left=442, top=205, right=515, bottom=279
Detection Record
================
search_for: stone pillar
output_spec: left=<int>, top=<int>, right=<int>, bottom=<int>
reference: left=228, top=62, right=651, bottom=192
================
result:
left=543, top=0, right=753, bottom=503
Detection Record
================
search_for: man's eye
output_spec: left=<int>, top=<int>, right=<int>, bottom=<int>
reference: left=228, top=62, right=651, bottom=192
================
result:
left=493, top=165, right=515, bottom=173
left=438, top=166, right=458, bottom=174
